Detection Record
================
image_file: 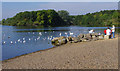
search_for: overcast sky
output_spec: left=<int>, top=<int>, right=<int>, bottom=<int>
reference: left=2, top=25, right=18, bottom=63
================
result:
left=1, top=2, right=119, bottom=21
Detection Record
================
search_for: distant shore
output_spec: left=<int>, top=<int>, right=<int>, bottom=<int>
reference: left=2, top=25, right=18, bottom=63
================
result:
left=2, top=35, right=119, bottom=69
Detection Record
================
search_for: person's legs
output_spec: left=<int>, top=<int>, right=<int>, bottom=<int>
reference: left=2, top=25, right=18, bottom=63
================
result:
left=111, top=33, right=112, bottom=39
left=113, top=32, right=115, bottom=38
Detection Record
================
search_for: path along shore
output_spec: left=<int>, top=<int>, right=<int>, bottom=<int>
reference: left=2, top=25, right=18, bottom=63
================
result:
left=2, top=36, right=119, bottom=69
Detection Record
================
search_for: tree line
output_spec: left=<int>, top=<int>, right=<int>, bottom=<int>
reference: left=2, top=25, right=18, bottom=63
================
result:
left=1, top=10, right=67, bottom=27
left=71, top=10, right=119, bottom=27
left=1, top=9, right=119, bottom=27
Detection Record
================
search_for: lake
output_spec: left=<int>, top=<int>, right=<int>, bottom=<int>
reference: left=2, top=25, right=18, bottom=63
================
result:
left=2, top=25, right=108, bottom=60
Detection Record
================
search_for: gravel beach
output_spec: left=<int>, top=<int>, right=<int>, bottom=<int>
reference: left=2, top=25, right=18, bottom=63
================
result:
left=2, top=37, right=118, bottom=69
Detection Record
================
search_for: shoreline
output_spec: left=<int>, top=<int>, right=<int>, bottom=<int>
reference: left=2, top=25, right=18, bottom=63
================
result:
left=3, top=35, right=119, bottom=62
left=3, top=46, right=57, bottom=62
left=2, top=36, right=118, bottom=69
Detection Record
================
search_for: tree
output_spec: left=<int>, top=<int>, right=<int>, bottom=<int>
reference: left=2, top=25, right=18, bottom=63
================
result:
left=58, top=10, right=72, bottom=25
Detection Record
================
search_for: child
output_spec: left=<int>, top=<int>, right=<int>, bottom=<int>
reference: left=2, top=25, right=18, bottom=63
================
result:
left=104, top=29, right=106, bottom=35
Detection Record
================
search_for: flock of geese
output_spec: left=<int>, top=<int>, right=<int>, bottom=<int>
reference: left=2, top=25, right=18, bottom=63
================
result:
left=2, top=32, right=74, bottom=45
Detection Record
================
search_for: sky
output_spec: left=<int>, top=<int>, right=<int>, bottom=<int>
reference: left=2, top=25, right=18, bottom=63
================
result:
left=1, top=2, right=119, bottom=21
left=1, top=0, right=120, bottom=2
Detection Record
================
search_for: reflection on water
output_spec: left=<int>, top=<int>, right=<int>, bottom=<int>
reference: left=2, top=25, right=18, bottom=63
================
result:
left=2, top=25, right=107, bottom=60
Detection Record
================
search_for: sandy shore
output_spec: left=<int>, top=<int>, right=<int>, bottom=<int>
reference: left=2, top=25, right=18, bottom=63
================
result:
left=2, top=37, right=118, bottom=69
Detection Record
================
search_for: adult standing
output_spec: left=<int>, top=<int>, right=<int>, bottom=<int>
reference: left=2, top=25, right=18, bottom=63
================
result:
left=111, top=25, right=115, bottom=38
left=106, top=27, right=111, bottom=38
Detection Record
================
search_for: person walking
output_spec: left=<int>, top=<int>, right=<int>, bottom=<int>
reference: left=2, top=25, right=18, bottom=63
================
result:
left=111, top=25, right=115, bottom=38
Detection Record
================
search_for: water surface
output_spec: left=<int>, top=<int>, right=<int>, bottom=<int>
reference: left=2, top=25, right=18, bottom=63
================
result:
left=2, top=25, right=107, bottom=60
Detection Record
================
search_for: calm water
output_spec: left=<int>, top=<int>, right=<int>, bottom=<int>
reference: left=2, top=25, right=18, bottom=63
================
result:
left=2, top=25, right=107, bottom=60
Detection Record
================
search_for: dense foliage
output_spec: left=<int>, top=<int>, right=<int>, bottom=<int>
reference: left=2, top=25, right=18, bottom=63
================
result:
left=58, top=10, right=73, bottom=25
left=1, top=9, right=119, bottom=27
left=71, top=10, right=119, bottom=27
left=2, top=10, right=67, bottom=27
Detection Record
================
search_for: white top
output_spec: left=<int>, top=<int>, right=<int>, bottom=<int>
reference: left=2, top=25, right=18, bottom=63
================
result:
left=106, top=29, right=111, bottom=35
left=111, top=26, right=115, bottom=32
